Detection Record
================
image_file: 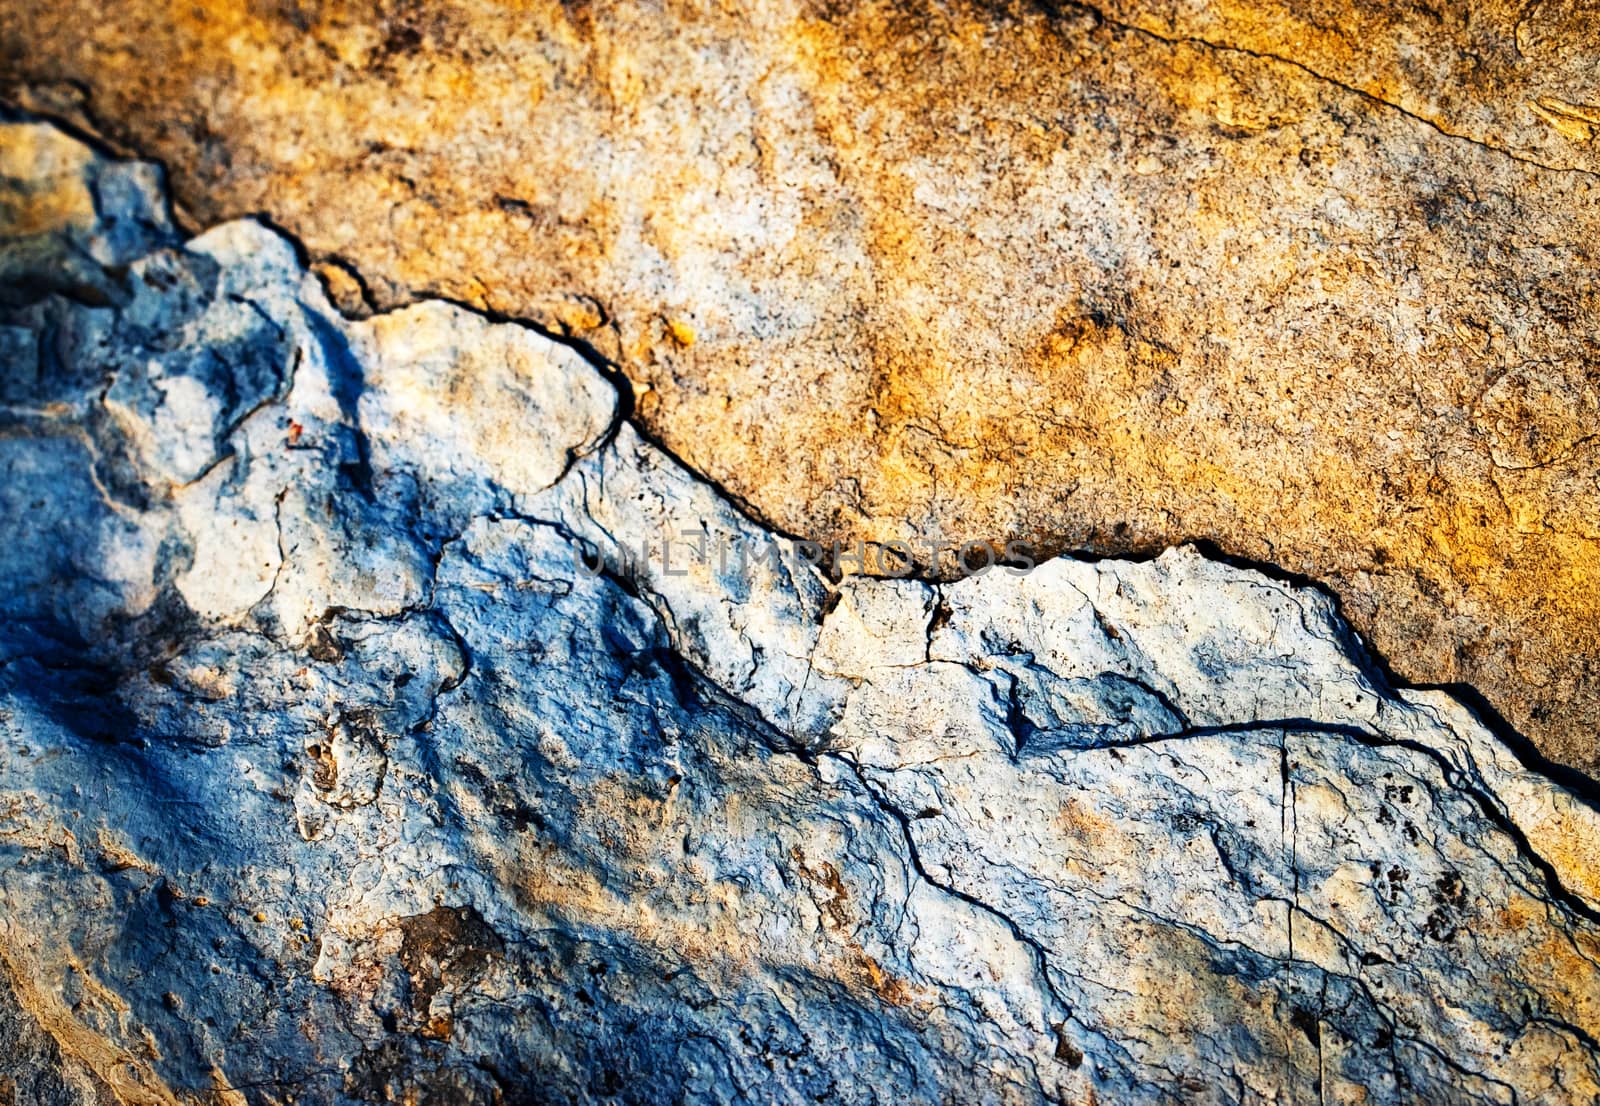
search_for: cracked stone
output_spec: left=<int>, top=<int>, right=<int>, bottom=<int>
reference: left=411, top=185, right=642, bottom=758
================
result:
left=0, top=120, right=1597, bottom=1105
left=2, top=0, right=1597, bottom=769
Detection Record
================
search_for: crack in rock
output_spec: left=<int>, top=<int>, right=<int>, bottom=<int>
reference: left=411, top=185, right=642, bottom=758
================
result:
left=0, top=120, right=1597, bottom=1105
left=7, top=0, right=1600, bottom=771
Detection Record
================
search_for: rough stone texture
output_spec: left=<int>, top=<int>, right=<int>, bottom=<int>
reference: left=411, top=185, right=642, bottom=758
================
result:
left=3, top=121, right=1600, bottom=1105
left=3, top=0, right=1599, bottom=772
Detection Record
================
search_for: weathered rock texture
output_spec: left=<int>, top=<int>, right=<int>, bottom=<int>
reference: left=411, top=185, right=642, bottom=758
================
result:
left=4, top=0, right=1599, bottom=771
left=3, top=121, right=1600, bottom=1104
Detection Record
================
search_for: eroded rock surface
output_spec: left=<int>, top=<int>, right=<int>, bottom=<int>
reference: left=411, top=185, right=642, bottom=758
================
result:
left=2, top=121, right=1599, bottom=1105
left=3, top=0, right=1599, bottom=769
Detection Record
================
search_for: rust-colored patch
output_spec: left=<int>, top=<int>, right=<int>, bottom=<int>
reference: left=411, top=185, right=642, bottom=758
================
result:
left=396, top=904, right=504, bottom=1029
left=792, top=844, right=853, bottom=930
left=1057, top=797, right=1116, bottom=849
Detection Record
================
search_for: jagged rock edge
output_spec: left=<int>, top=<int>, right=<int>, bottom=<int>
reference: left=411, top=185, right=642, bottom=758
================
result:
left=4, top=113, right=1600, bottom=1103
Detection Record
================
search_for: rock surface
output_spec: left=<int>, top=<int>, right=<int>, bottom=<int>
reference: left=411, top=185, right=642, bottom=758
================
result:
left=3, top=121, right=1600, bottom=1104
left=3, top=0, right=1599, bottom=770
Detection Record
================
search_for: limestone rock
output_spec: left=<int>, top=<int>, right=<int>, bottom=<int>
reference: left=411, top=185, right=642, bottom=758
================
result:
left=3, top=0, right=1598, bottom=769
left=1, top=121, right=1598, bottom=1105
